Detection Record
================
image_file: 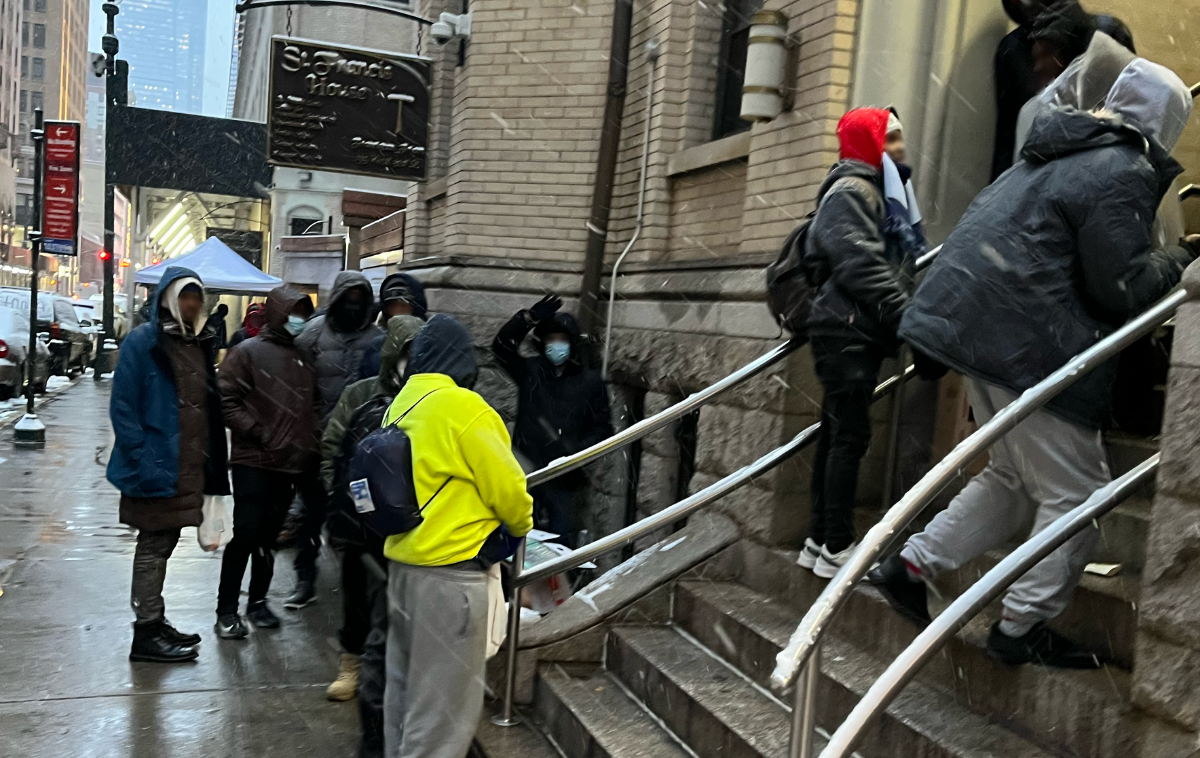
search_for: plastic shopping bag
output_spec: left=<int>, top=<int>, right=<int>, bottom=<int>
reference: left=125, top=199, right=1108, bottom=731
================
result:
left=486, top=562, right=507, bottom=659
left=197, top=495, right=233, bottom=552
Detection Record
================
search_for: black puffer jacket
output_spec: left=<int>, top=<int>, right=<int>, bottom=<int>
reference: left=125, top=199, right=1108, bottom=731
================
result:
left=492, top=310, right=613, bottom=485
left=804, top=160, right=914, bottom=350
left=899, top=107, right=1193, bottom=429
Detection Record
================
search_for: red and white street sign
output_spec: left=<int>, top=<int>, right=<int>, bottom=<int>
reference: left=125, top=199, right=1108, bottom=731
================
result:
left=41, top=121, right=81, bottom=256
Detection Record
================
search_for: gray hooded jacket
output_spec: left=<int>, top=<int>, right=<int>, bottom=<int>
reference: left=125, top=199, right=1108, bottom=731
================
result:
left=900, top=61, right=1194, bottom=429
left=296, top=271, right=382, bottom=424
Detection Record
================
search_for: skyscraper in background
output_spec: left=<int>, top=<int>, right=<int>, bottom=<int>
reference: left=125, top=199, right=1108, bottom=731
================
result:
left=117, top=0, right=208, bottom=114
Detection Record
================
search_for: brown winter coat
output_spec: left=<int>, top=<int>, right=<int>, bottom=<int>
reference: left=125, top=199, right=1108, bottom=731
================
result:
left=219, top=287, right=320, bottom=473
left=118, top=326, right=220, bottom=532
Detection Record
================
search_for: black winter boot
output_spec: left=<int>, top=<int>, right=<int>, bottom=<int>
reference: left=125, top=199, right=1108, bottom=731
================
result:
left=130, top=621, right=200, bottom=663
left=986, top=622, right=1102, bottom=669
left=160, top=619, right=201, bottom=647
left=284, top=580, right=317, bottom=609
left=868, top=554, right=931, bottom=627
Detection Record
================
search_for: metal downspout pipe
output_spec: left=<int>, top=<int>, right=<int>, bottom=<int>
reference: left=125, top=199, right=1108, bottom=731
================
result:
left=602, top=39, right=660, bottom=380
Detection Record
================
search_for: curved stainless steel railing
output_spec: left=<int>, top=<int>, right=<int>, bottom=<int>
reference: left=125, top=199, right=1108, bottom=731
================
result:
left=771, top=286, right=1189, bottom=758
left=490, top=366, right=917, bottom=725
left=526, top=243, right=943, bottom=489
left=819, top=454, right=1158, bottom=757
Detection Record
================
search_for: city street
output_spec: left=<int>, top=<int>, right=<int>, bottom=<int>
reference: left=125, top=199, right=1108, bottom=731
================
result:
left=0, top=380, right=358, bottom=757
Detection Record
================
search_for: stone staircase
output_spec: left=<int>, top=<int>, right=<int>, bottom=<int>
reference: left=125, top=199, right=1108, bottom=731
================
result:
left=479, top=525, right=1150, bottom=758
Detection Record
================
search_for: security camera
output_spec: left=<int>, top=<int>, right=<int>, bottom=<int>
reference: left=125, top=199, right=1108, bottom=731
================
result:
left=430, top=19, right=454, bottom=44
left=430, top=12, right=471, bottom=44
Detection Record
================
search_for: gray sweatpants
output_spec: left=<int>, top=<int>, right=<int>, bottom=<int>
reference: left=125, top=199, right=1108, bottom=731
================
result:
left=384, top=561, right=488, bottom=758
left=901, top=378, right=1110, bottom=636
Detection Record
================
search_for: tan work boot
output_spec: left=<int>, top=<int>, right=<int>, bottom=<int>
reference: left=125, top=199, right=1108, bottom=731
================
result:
left=326, top=653, right=360, bottom=701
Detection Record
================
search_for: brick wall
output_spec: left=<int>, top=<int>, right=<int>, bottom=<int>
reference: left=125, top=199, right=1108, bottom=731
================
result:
left=667, top=160, right=748, bottom=261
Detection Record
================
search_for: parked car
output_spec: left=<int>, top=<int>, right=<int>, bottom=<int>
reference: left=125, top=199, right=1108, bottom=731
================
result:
left=0, top=288, right=92, bottom=375
left=87, top=293, right=130, bottom=341
left=73, top=301, right=101, bottom=358
left=0, top=305, right=50, bottom=400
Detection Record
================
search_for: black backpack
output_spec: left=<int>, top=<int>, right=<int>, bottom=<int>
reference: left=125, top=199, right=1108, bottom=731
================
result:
left=346, top=390, right=449, bottom=538
left=765, top=176, right=882, bottom=340
left=765, top=210, right=818, bottom=340
left=327, top=392, right=396, bottom=546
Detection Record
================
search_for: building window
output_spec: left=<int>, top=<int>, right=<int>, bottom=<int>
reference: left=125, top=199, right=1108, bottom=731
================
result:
left=20, top=22, right=26, bottom=47
left=33, top=0, right=44, bottom=10
left=31, top=58, right=42, bottom=81
left=712, top=0, right=762, bottom=141
left=19, top=55, right=25, bottom=79
left=30, top=91, right=41, bottom=112
left=32, top=24, right=44, bottom=49
left=290, top=216, right=323, bottom=236
left=18, top=89, right=24, bottom=112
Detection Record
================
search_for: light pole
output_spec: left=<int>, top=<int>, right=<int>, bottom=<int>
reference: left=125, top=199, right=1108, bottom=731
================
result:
left=13, top=108, right=44, bottom=448
left=96, top=2, right=119, bottom=379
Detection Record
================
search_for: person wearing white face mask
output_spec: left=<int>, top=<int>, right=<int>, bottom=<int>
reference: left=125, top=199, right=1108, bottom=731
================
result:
left=493, top=295, right=613, bottom=547
left=214, top=286, right=322, bottom=639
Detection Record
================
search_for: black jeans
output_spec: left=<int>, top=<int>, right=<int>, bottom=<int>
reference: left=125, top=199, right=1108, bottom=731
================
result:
left=131, top=528, right=181, bottom=625
left=808, top=337, right=885, bottom=553
left=357, top=548, right=391, bottom=758
left=340, top=537, right=385, bottom=655
left=217, top=465, right=324, bottom=616
left=293, top=482, right=331, bottom=583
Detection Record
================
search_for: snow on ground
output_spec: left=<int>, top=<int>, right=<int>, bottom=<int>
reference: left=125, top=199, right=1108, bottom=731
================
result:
left=45, top=376, right=72, bottom=392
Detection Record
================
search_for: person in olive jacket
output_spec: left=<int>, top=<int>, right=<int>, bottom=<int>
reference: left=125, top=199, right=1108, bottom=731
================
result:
left=214, top=286, right=321, bottom=640
left=108, top=266, right=230, bottom=664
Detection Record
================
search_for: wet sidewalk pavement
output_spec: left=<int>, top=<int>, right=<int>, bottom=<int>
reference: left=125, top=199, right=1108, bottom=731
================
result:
left=0, top=380, right=358, bottom=757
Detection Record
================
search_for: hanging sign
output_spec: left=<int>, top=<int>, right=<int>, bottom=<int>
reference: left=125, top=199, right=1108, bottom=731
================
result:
left=267, top=37, right=431, bottom=181
left=42, top=121, right=82, bottom=256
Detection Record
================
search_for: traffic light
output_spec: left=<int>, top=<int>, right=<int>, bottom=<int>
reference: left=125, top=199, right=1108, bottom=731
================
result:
left=151, top=257, right=160, bottom=265
left=99, top=249, right=111, bottom=261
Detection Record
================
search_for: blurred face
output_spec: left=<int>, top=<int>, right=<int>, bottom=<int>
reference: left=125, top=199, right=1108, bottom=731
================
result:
left=385, top=300, right=414, bottom=318
left=290, top=298, right=314, bottom=319
left=1032, top=39, right=1066, bottom=87
left=177, top=291, right=203, bottom=325
left=885, top=131, right=907, bottom=165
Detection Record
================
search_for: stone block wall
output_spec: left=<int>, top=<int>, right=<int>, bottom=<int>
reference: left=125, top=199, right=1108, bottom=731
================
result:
left=1132, top=263, right=1200, bottom=755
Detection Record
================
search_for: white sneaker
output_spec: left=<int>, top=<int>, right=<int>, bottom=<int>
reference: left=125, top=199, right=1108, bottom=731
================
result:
left=813, top=542, right=858, bottom=579
left=796, top=538, right=822, bottom=570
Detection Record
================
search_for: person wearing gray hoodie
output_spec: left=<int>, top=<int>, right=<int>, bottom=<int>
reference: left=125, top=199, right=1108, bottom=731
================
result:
left=871, top=58, right=1198, bottom=669
left=287, top=271, right=383, bottom=608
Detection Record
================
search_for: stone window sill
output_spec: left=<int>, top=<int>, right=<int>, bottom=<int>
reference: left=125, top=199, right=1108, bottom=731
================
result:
left=666, top=132, right=752, bottom=177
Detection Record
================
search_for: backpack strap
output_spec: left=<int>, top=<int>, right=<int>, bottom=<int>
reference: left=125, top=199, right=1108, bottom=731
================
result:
left=395, top=388, right=443, bottom=422
left=394, top=388, right=454, bottom=513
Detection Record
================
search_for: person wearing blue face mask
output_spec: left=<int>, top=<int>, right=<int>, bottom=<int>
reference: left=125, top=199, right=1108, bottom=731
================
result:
left=493, top=295, right=613, bottom=547
left=215, top=286, right=323, bottom=639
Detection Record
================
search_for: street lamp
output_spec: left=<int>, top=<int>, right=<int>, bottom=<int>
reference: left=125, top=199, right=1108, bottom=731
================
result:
left=96, top=1, right=119, bottom=379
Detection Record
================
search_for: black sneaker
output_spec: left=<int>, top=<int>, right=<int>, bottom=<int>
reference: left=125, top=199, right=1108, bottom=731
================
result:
left=214, top=613, right=249, bottom=640
left=247, top=601, right=281, bottom=629
left=160, top=619, right=201, bottom=647
left=284, top=580, right=317, bottom=610
left=868, top=555, right=931, bottom=627
left=130, top=622, right=200, bottom=664
left=986, top=621, right=1102, bottom=669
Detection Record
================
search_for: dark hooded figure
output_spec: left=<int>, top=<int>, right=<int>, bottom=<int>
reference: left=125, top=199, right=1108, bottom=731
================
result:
left=357, top=272, right=428, bottom=381
left=226, top=302, right=265, bottom=351
left=289, top=271, right=382, bottom=606
left=214, top=286, right=321, bottom=640
left=204, top=303, right=229, bottom=359
left=493, top=295, right=613, bottom=547
left=872, top=60, right=1199, bottom=669
left=992, top=0, right=1050, bottom=180
left=107, top=266, right=230, bottom=664
left=317, top=314, right=425, bottom=709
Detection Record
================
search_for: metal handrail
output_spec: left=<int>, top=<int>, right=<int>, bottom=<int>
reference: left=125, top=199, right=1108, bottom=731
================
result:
left=771, top=286, right=1187, bottom=692
left=493, top=242, right=944, bottom=727
left=526, top=339, right=800, bottom=487
left=529, top=243, right=944, bottom=489
left=490, top=365, right=915, bottom=726
left=819, top=454, right=1158, bottom=758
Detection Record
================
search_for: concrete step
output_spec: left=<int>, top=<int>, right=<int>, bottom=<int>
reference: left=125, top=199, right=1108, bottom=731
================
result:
left=1105, top=431, right=1158, bottom=480
left=946, top=549, right=1141, bottom=670
left=674, top=580, right=1056, bottom=758
left=709, top=541, right=1147, bottom=758
left=534, top=665, right=693, bottom=758
left=1091, top=493, right=1151, bottom=573
left=605, top=625, right=793, bottom=758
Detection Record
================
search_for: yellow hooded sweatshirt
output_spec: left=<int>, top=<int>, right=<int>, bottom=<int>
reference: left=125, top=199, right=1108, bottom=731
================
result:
left=381, top=372, right=534, bottom=566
